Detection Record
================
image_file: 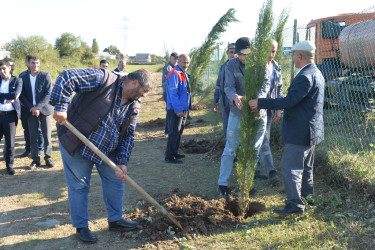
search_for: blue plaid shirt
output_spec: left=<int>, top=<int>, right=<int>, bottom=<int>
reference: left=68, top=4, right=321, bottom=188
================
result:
left=50, top=68, right=138, bottom=166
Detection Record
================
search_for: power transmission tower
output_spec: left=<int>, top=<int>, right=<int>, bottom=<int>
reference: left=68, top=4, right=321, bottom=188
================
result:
left=121, top=17, right=129, bottom=56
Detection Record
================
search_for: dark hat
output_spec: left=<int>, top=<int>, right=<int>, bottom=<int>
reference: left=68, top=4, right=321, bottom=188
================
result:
left=234, top=37, right=250, bottom=54
left=227, top=43, right=235, bottom=49
left=170, top=52, right=178, bottom=58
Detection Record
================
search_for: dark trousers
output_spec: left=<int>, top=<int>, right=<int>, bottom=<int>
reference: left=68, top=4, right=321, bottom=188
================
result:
left=165, top=110, right=184, bottom=159
left=0, top=111, right=18, bottom=168
left=28, top=114, right=52, bottom=162
left=21, top=111, right=44, bottom=151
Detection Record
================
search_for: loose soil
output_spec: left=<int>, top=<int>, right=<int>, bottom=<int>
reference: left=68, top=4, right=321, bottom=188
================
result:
left=0, top=70, right=264, bottom=249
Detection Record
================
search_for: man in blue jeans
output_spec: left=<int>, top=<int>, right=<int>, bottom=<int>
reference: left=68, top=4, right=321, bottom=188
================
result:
left=253, top=40, right=282, bottom=185
left=249, top=41, right=325, bottom=215
left=217, top=37, right=251, bottom=196
left=50, top=68, right=153, bottom=243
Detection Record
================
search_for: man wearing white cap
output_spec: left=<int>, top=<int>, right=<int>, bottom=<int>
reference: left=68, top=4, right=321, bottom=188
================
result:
left=249, top=41, right=325, bottom=215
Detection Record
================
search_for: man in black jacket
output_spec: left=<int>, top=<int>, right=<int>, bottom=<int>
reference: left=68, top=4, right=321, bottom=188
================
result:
left=0, top=59, right=22, bottom=175
left=20, top=54, right=55, bottom=170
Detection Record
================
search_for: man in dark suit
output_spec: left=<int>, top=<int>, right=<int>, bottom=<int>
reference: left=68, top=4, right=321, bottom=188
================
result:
left=249, top=41, right=325, bottom=215
left=112, top=58, right=127, bottom=76
left=18, top=55, right=44, bottom=158
left=20, top=54, right=55, bottom=170
left=0, top=59, right=22, bottom=175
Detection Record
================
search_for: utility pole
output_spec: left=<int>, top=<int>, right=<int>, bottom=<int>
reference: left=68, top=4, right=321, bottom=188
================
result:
left=121, top=17, right=129, bottom=56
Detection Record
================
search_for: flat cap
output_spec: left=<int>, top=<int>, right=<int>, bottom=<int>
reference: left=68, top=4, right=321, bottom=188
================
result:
left=291, top=41, right=316, bottom=52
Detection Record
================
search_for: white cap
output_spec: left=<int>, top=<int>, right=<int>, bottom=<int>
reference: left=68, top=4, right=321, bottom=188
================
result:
left=291, top=41, right=316, bottom=52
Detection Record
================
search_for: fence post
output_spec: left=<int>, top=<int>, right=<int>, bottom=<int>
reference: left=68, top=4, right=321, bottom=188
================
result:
left=291, top=19, right=297, bottom=82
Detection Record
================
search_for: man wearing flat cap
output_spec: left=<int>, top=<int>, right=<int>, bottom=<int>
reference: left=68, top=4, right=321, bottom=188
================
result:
left=212, top=42, right=236, bottom=137
left=249, top=40, right=325, bottom=215
left=217, top=37, right=251, bottom=196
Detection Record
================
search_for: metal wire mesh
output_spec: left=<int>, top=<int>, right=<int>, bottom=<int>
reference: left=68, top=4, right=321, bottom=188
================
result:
left=204, top=5, right=375, bottom=189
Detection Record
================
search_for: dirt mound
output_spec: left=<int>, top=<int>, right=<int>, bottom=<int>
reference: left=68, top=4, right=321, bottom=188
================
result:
left=123, top=191, right=265, bottom=244
left=181, top=137, right=225, bottom=156
left=138, top=118, right=165, bottom=128
left=192, top=104, right=208, bottom=110
left=181, top=139, right=211, bottom=153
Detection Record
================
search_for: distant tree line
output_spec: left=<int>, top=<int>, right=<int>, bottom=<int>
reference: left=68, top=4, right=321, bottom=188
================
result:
left=3, top=33, right=125, bottom=65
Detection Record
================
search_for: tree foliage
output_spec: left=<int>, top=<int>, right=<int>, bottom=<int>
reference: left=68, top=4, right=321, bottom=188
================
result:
left=91, top=38, right=99, bottom=54
left=103, top=45, right=122, bottom=59
left=5, top=35, right=51, bottom=60
left=55, top=32, right=81, bottom=57
left=236, top=0, right=289, bottom=216
left=188, top=8, right=238, bottom=91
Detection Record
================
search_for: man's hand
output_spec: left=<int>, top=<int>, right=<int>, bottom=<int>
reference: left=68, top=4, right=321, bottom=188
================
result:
left=30, top=107, right=40, bottom=117
left=115, top=165, right=128, bottom=181
left=53, top=111, right=68, bottom=125
left=176, top=112, right=184, bottom=117
left=273, top=110, right=282, bottom=123
left=234, top=95, right=243, bottom=110
left=248, top=99, right=258, bottom=111
left=212, top=103, right=218, bottom=113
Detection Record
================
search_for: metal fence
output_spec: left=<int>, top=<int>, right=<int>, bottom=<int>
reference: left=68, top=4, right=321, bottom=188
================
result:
left=203, top=5, right=375, bottom=183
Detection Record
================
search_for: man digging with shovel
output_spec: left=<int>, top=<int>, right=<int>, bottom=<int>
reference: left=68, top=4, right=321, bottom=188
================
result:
left=50, top=68, right=153, bottom=244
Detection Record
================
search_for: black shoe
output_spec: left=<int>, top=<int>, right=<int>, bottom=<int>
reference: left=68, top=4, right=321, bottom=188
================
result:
left=165, top=157, right=183, bottom=164
left=109, top=218, right=138, bottom=231
left=302, top=195, right=315, bottom=206
left=6, top=167, right=15, bottom=175
left=273, top=204, right=304, bottom=215
left=249, top=187, right=257, bottom=196
left=19, top=150, right=30, bottom=158
left=254, top=170, right=268, bottom=180
left=174, top=153, right=185, bottom=159
left=217, top=185, right=231, bottom=196
left=76, top=227, right=97, bottom=244
left=269, top=171, right=280, bottom=186
left=28, top=161, right=40, bottom=170
left=45, top=158, right=55, bottom=168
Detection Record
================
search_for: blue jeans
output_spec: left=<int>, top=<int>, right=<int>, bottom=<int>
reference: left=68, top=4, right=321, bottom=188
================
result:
left=255, top=111, right=276, bottom=174
left=59, top=143, right=125, bottom=228
left=218, top=112, right=240, bottom=186
left=281, top=144, right=315, bottom=210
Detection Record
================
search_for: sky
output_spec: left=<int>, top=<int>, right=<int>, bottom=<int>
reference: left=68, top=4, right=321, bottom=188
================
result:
left=1, top=0, right=374, bottom=57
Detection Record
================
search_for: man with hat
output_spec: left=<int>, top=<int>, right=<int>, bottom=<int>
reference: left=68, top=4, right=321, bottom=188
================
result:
left=217, top=37, right=251, bottom=196
left=162, top=52, right=178, bottom=135
left=212, top=43, right=236, bottom=137
left=249, top=41, right=325, bottom=215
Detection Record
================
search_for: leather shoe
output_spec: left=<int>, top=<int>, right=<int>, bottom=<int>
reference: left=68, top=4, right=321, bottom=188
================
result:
left=174, top=153, right=185, bottom=159
left=165, top=157, right=183, bottom=164
left=273, top=204, right=304, bottom=215
left=29, top=161, right=40, bottom=170
left=254, top=170, right=268, bottom=180
left=109, top=218, right=138, bottom=231
left=269, top=171, right=280, bottom=186
left=76, top=227, right=97, bottom=244
left=19, top=150, right=30, bottom=158
left=6, top=167, right=15, bottom=175
left=45, top=158, right=55, bottom=168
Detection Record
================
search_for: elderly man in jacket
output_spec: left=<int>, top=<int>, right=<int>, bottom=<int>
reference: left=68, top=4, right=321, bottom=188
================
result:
left=249, top=41, right=325, bottom=215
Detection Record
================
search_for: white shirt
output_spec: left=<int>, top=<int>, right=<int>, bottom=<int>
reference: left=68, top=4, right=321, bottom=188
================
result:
left=0, top=77, right=15, bottom=111
left=30, top=74, right=37, bottom=106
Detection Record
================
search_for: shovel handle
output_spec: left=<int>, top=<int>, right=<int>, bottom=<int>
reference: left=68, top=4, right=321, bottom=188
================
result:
left=64, top=121, right=183, bottom=230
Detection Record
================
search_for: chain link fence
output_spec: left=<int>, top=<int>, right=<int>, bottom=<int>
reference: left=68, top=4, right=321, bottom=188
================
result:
left=201, top=5, right=375, bottom=192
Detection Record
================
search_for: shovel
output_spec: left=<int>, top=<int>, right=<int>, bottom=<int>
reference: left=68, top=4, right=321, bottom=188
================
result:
left=64, top=121, right=183, bottom=230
